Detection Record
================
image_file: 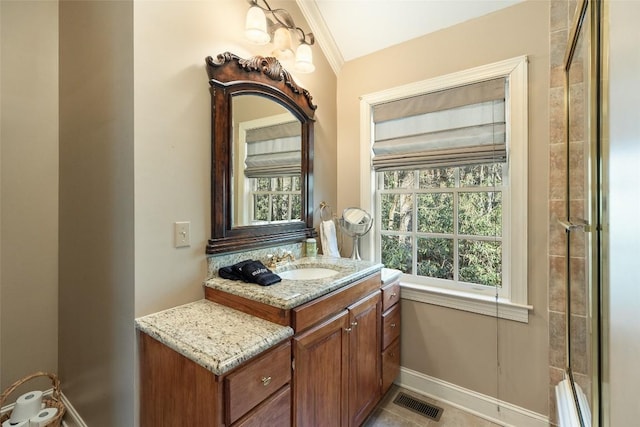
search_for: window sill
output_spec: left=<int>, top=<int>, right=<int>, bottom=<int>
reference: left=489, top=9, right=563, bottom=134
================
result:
left=400, top=282, right=533, bottom=323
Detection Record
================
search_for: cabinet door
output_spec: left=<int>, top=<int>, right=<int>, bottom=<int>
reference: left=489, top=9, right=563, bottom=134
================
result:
left=381, top=337, right=400, bottom=395
left=293, top=310, right=349, bottom=427
left=347, top=291, right=381, bottom=427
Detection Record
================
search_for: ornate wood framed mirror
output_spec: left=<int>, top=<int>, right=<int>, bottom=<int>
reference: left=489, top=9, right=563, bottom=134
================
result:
left=205, top=52, right=316, bottom=254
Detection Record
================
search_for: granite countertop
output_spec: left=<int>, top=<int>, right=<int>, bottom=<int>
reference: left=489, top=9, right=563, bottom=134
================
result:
left=135, top=299, right=293, bottom=376
left=204, top=256, right=384, bottom=310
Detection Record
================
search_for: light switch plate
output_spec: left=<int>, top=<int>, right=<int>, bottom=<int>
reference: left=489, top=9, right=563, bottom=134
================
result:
left=174, top=221, right=191, bottom=248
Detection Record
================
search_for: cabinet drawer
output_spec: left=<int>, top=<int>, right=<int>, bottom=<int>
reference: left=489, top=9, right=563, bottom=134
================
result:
left=381, top=281, right=400, bottom=312
left=293, top=273, right=381, bottom=333
left=233, top=385, right=291, bottom=427
left=381, top=337, right=400, bottom=393
left=382, top=304, right=400, bottom=349
left=226, top=341, right=291, bottom=425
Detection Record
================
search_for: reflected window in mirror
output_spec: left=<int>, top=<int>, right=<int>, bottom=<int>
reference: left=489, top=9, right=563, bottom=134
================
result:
left=233, top=95, right=302, bottom=227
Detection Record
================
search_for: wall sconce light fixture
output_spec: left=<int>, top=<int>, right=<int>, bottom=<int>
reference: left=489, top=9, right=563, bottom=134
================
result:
left=244, top=0, right=316, bottom=73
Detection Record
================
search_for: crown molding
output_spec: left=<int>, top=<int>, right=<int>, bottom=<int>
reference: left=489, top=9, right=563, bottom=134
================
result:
left=295, top=0, right=343, bottom=75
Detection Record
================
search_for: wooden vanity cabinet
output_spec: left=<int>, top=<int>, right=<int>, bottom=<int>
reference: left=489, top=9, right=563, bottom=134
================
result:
left=380, top=278, right=401, bottom=394
left=139, top=333, right=291, bottom=427
left=291, top=275, right=381, bottom=427
left=347, top=291, right=383, bottom=426
left=142, top=271, right=386, bottom=426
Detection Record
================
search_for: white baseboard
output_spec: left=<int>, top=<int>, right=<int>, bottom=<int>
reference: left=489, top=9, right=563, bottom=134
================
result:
left=398, top=367, right=549, bottom=427
left=59, top=392, right=87, bottom=427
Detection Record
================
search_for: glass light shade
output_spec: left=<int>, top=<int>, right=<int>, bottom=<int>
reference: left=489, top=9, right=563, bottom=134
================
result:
left=272, top=27, right=294, bottom=60
left=294, top=43, right=315, bottom=73
left=245, top=6, right=270, bottom=45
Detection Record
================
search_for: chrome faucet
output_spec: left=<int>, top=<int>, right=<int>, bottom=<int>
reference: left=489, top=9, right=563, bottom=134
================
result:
left=266, top=251, right=295, bottom=269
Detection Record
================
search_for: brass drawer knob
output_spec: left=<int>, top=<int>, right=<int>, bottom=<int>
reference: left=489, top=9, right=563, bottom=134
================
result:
left=261, top=376, right=272, bottom=386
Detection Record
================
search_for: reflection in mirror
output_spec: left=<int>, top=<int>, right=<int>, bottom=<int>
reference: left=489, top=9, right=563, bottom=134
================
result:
left=232, top=95, right=302, bottom=227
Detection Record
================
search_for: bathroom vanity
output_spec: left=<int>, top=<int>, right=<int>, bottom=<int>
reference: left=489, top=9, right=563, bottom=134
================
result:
left=136, top=258, right=401, bottom=426
left=136, top=53, right=402, bottom=426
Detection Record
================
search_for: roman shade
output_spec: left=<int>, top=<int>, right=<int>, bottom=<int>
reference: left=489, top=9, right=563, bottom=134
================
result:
left=244, top=121, right=301, bottom=178
left=372, top=77, right=507, bottom=171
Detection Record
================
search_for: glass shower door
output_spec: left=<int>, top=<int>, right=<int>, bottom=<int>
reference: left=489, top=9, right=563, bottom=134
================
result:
left=561, top=0, right=602, bottom=425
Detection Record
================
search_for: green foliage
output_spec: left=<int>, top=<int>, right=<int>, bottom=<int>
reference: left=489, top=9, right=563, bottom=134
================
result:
left=419, top=167, right=455, bottom=188
left=458, top=191, right=502, bottom=237
left=417, top=193, right=453, bottom=233
left=381, top=235, right=412, bottom=273
left=254, top=194, right=269, bottom=221
left=378, top=164, right=503, bottom=288
left=417, top=237, right=453, bottom=279
left=252, top=176, right=301, bottom=222
left=459, top=240, right=502, bottom=286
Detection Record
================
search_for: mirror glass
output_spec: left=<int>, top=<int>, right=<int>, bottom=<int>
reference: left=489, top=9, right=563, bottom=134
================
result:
left=232, top=95, right=302, bottom=227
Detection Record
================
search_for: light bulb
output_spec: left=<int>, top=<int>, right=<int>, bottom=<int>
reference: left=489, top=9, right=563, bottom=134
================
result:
left=294, top=42, right=315, bottom=73
left=245, top=5, right=270, bottom=45
left=272, top=27, right=294, bottom=60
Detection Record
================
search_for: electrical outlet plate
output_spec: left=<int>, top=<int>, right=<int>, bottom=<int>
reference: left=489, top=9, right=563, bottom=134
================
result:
left=174, top=222, right=191, bottom=248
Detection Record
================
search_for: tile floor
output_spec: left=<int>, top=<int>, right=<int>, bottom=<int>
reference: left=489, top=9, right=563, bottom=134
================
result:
left=364, top=385, right=503, bottom=426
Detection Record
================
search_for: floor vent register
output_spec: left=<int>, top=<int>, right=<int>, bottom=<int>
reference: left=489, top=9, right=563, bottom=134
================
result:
left=393, top=392, right=444, bottom=421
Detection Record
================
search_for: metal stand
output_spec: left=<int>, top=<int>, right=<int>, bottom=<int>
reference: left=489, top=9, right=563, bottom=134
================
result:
left=350, top=235, right=362, bottom=260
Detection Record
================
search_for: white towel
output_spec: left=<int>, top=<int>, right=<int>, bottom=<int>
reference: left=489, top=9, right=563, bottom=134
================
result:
left=320, top=219, right=341, bottom=257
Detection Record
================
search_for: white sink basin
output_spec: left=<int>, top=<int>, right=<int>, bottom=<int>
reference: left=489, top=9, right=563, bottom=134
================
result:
left=278, top=268, right=339, bottom=281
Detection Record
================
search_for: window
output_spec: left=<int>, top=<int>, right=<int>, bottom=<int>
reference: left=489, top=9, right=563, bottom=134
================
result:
left=236, top=114, right=302, bottom=225
left=360, top=57, right=530, bottom=322
left=250, top=175, right=301, bottom=223
left=378, top=163, right=506, bottom=297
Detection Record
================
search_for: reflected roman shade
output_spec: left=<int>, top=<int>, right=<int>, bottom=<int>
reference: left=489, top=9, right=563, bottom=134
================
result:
left=372, top=78, right=507, bottom=171
left=244, top=121, right=301, bottom=178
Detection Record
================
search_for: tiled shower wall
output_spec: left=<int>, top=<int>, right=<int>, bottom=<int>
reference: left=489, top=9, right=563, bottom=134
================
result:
left=548, top=0, right=592, bottom=424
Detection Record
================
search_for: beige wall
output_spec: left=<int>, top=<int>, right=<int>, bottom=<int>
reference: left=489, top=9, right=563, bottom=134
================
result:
left=336, top=0, right=550, bottom=415
left=0, top=0, right=59, bottom=391
left=59, top=1, right=134, bottom=426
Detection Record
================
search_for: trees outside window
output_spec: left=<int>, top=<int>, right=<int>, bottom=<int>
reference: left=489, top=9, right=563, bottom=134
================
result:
left=377, top=164, right=504, bottom=291
left=251, top=176, right=301, bottom=223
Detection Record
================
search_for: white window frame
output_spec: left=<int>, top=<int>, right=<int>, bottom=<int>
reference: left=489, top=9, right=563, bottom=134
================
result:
left=359, top=56, right=532, bottom=322
left=250, top=176, right=301, bottom=224
left=237, top=112, right=298, bottom=225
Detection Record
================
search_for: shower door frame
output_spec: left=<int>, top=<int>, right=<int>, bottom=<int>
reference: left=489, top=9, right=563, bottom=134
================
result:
left=562, top=0, right=606, bottom=425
